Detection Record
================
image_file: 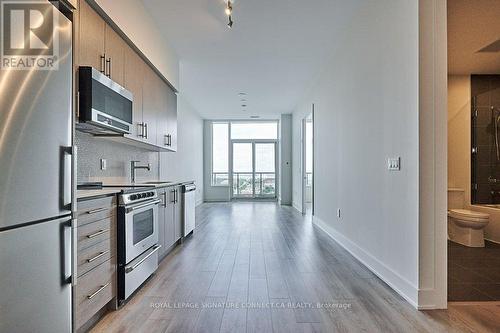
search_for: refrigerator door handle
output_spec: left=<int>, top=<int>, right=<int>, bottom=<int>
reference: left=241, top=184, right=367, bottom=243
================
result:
left=71, top=218, right=78, bottom=286
left=62, top=219, right=73, bottom=285
left=61, top=146, right=74, bottom=211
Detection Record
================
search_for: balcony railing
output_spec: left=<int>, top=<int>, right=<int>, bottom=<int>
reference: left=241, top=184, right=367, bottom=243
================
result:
left=232, top=172, right=276, bottom=197
left=212, top=172, right=229, bottom=186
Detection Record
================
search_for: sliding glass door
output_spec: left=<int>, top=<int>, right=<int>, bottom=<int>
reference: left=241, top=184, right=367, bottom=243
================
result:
left=231, top=141, right=277, bottom=199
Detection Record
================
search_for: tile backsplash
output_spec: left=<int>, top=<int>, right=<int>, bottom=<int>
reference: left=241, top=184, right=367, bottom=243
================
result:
left=75, top=131, right=159, bottom=183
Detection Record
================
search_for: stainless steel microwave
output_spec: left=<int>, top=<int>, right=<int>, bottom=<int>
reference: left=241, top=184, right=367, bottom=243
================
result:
left=77, top=66, right=133, bottom=135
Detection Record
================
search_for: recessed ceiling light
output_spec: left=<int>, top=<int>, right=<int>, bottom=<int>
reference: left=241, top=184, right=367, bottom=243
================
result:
left=250, top=115, right=260, bottom=119
left=241, top=104, right=247, bottom=107
left=240, top=99, right=247, bottom=102
left=238, top=92, right=247, bottom=96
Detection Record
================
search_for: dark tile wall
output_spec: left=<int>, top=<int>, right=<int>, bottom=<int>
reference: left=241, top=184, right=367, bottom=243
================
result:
left=448, top=240, right=500, bottom=301
left=471, top=75, right=500, bottom=204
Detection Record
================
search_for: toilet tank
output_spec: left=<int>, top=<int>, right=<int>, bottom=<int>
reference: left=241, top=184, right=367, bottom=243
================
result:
left=448, top=188, right=465, bottom=209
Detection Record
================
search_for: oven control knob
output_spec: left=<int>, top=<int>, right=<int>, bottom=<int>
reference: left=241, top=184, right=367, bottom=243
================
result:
left=148, top=192, right=153, bottom=197
left=141, top=193, right=147, bottom=198
left=130, top=194, right=137, bottom=200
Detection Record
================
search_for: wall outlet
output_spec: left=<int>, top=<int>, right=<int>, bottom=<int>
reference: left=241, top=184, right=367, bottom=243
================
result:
left=100, top=158, right=107, bottom=170
left=337, top=208, right=341, bottom=218
left=387, top=157, right=401, bottom=171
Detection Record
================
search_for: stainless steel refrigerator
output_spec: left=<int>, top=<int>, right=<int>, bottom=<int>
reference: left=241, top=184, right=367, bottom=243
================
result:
left=0, top=2, right=74, bottom=332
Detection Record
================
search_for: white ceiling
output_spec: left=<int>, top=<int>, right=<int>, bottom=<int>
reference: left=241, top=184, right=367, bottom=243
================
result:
left=142, top=0, right=361, bottom=119
left=448, top=0, right=500, bottom=75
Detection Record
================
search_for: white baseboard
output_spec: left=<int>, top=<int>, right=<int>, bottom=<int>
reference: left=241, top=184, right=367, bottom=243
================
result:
left=312, top=216, right=419, bottom=309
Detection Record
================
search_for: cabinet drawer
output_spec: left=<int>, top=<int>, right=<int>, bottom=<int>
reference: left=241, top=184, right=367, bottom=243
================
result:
left=77, top=196, right=116, bottom=226
left=77, top=237, right=115, bottom=277
left=78, top=216, right=116, bottom=252
left=76, top=260, right=115, bottom=329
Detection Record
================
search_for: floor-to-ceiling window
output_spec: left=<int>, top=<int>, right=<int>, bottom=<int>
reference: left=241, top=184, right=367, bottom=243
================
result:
left=210, top=121, right=278, bottom=200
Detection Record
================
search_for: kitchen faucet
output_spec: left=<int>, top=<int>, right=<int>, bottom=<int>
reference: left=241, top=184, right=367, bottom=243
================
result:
left=130, top=160, right=151, bottom=183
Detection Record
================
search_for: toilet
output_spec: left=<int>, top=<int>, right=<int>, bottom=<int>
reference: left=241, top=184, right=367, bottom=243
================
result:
left=448, top=188, right=489, bottom=247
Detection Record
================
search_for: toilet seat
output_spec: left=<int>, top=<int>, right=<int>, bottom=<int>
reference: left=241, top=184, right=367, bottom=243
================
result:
left=448, top=209, right=489, bottom=223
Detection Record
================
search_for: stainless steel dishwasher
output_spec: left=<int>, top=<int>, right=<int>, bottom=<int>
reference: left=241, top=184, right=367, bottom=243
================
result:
left=182, top=183, right=196, bottom=237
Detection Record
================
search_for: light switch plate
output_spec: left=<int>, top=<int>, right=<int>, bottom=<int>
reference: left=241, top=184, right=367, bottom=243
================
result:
left=100, top=158, right=107, bottom=170
left=387, top=157, right=400, bottom=171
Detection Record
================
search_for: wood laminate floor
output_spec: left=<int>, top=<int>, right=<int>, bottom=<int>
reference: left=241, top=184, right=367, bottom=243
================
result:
left=91, top=202, right=500, bottom=333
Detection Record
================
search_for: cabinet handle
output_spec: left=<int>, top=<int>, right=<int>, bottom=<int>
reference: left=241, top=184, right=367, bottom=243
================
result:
left=138, top=123, right=144, bottom=138
left=168, top=134, right=172, bottom=146
left=100, top=54, right=106, bottom=73
left=144, top=123, right=148, bottom=139
left=106, top=58, right=111, bottom=77
left=86, top=229, right=109, bottom=239
left=162, top=192, right=167, bottom=207
left=164, top=135, right=168, bottom=146
left=86, top=250, right=109, bottom=263
left=87, top=282, right=110, bottom=300
left=171, top=189, right=176, bottom=203
left=86, top=207, right=107, bottom=215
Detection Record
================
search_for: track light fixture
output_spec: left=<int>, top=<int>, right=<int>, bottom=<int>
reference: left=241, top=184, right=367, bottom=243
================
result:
left=225, top=1, right=232, bottom=16
left=226, top=1, right=234, bottom=28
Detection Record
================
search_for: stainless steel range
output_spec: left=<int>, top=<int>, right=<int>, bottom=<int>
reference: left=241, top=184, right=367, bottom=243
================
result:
left=117, top=189, right=161, bottom=302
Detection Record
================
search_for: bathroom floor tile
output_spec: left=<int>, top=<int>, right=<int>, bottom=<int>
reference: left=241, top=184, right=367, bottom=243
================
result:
left=448, top=284, right=493, bottom=302
left=448, top=240, right=500, bottom=301
left=472, top=284, right=500, bottom=300
left=448, top=265, right=494, bottom=284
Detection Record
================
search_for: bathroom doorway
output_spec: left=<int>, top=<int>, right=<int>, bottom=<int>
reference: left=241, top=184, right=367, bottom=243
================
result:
left=301, top=108, right=314, bottom=216
left=447, top=0, right=500, bottom=302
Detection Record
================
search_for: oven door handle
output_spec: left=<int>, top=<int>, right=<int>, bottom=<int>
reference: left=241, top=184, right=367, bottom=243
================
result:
left=126, top=199, right=161, bottom=213
left=125, top=244, right=161, bottom=273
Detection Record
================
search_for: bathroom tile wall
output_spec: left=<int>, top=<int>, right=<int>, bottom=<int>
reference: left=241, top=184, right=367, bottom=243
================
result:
left=75, top=131, right=160, bottom=183
left=471, top=75, right=500, bottom=204
left=448, top=75, right=500, bottom=243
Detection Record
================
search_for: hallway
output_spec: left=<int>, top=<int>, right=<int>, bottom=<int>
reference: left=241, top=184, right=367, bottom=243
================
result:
left=91, top=203, right=500, bottom=333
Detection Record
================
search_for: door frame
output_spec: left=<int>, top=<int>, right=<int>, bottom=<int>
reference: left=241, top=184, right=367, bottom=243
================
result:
left=230, top=139, right=279, bottom=199
left=301, top=106, right=314, bottom=215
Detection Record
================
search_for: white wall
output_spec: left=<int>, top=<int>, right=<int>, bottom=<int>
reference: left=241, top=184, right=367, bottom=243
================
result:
left=91, top=0, right=179, bottom=89
left=279, top=114, right=293, bottom=205
left=160, top=96, right=204, bottom=205
left=292, top=0, right=421, bottom=307
left=419, top=0, right=448, bottom=309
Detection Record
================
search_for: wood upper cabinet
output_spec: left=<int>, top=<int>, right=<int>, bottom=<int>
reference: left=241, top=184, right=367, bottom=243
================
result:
left=124, top=47, right=144, bottom=140
left=78, top=0, right=105, bottom=71
left=104, top=27, right=126, bottom=86
left=141, top=66, right=159, bottom=146
left=156, top=82, right=169, bottom=148
left=76, top=0, right=178, bottom=152
left=78, top=0, right=125, bottom=85
left=166, top=88, right=178, bottom=151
